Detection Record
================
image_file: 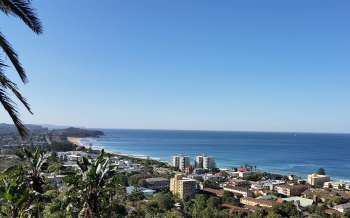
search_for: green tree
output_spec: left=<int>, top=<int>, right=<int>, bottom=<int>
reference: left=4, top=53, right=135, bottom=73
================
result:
left=63, top=150, right=125, bottom=218
left=248, top=208, right=268, bottom=218
left=0, top=148, right=49, bottom=217
left=0, top=0, right=42, bottom=137
left=128, top=189, right=145, bottom=202
left=317, top=168, right=326, bottom=175
left=207, top=196, right=221, bottom=209
left=222, top=191, right=237, bottom=204
left=17, top=148, right=47, bottom=193
left=270, top=202, right=302, bottom=218
left=154, top=192, right=174, bottom=210
left=191, top=194, right=208, bottom=218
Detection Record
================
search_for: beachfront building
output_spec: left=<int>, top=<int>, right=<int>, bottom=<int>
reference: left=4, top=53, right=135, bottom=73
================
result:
left=172, top=155, right=191, bottom=171
left=195, top=155, right=216, bottom=170
left=323, top=181, right=350, bottom=190
left=170, top=174, right=197, bottom=199
left=195, top=155, right=203, bottom=168
left=307, top=173, right=330, bottom=188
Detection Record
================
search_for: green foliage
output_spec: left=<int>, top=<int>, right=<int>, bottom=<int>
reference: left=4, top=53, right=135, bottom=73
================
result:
left=128, top=189, right=145, bottom=202
left=244, top=173, right=264, bottom=182
left=0, top=148, right=49, bottom=217
left=153, top=192, right=174, bottom=210
left=62, top=149, right=128, bottom=217
left=247, top=208, right=268, bottom=218
left=270, top=202, right=302, bottom=218
left=128, top=173, right=149, bottom=186
left=317, top=168, right=326, bottom=175
left=203, top=179, right=220, bottom=189
left=222, top=191, right=238, bottom=204
left=207, top=196, right=221, bottom=209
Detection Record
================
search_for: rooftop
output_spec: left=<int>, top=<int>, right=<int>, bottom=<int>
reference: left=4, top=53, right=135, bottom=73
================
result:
left=241, top=197, right=281, bottom=207
left=145, top=177, right=169, bottom=183
left=283, top=197, right=314, bottom=207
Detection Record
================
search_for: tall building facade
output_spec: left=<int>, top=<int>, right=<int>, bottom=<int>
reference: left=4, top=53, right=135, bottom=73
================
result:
left=172, top=155, right=190, bottom=171
left=307, top=174, right=330, bottom=188
left=195, top=155, right=216, bottom=170
left=195, top=155, right=204, bottom=168
left=170, top=174, right=197, bottom=199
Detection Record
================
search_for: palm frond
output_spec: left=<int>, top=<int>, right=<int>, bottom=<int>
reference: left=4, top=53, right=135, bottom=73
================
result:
left=0, top=87, right=28, bottom=137
left=0, top=0, right=42, bottom=34
left=0, top=32, right=27, bottom=83
left=0, top=70, right=32, bottom=114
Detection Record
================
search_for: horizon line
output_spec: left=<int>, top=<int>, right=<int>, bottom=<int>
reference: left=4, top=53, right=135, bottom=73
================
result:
left=2, top=123, right=348, bottom=135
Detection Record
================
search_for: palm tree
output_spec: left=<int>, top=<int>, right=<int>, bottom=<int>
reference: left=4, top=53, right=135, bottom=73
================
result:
left=0, top=0, right=42, bottom=137
left=17, top=148, right=47, bottom=193
left=0, top=148, right=48, bottom=217
left=64, top=150, right=119, bottom=218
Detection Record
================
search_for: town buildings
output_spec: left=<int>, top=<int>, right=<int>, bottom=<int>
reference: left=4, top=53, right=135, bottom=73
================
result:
left=240, top=197, right=281, bottom=208
left=275, top=184, right=308, bottom=197
left=324, top=181, right=350, bottom=190
left=170, top=174, right=197, bottom=199
left=251, top=180, right=285, bottom=191
left=333, top=203, right=350, bottom=213
left=226, top=178, right=250, bottom=187
left=223, top=184, right=253, bottom=197
left=283, top=197, right=314, bottom=208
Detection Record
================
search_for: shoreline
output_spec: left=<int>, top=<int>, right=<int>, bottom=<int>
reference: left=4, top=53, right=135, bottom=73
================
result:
left=67, top=136, right=164, bottom=162
left=67, top=137, right=83, bottom=146
left=67, top=136, right=350, bottom=182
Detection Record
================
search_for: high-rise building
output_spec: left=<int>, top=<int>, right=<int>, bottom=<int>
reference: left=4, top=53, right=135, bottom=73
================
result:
left=170, top=174, right=197, bottom=199
left=172, top=155, right=191, bottom=171
left=195, top=155, right=216, bottom=170
left=307, top=174, right=330, bottom=188
left=195, top=155, right=204, bottom=168
left=172, top=156, right=180, bottom=169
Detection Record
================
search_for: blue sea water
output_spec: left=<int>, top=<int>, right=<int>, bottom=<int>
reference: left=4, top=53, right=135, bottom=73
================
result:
left=80, top=129, right=350, bottom=181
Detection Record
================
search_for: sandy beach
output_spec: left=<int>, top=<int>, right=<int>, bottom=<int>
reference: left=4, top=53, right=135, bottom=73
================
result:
left=67, top=137, right=83, bottom=146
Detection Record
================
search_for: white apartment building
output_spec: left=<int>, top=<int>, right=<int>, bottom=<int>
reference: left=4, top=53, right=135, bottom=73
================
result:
left=172, top=155, right=191, bottom=171
left=195, top=155, right=216, bottom=170
left=324, top=181, right=350, bottom=190
left=307, top=173, right=330, bottom=188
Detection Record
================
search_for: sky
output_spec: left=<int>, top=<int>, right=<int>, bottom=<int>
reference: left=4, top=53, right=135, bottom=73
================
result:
left=0, top=0, right=350, bottom=133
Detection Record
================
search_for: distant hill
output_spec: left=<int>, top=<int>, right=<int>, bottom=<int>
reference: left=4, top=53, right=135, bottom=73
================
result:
left=0, top=123, right=103, bottom=138
left=49, top=127, right=104, bottom=138
left=40, top=124, right=85, bottom=130
left=0, top=123, right=48, bottom=135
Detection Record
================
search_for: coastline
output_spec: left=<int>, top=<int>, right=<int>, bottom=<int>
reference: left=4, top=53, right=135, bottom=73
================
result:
left=68, top=134, right=350, bottom=182
left=67, top=136, right=164, bottom=163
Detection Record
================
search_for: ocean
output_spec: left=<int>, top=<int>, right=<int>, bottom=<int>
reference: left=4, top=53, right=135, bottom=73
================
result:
left=80, top=129, right=350, bottom=181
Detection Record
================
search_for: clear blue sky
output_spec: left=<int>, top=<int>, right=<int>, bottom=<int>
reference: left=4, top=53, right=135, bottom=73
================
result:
left=1, top=0, right=350, bottom=132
